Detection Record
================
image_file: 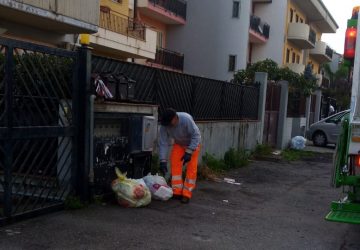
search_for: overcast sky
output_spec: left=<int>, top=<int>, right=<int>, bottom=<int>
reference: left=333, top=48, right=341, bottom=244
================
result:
left=322, top=0, right=360, bottom=54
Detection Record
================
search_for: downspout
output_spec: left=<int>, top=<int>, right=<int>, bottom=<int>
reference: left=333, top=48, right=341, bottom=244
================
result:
left=89, top=94, right=96, bottom=194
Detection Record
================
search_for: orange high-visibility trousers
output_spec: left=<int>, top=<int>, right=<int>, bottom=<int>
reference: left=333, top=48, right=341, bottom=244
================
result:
left=170, top=144, right=200, bottom=199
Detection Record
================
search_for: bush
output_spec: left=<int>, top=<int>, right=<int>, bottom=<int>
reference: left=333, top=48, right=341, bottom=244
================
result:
left=151, top=153, right=160, bottom=174
left=202, top=153, right=227, bottom=172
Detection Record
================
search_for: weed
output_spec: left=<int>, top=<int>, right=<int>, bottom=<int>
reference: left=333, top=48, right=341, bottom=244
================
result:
left=64, top=196, right=86, bottom=210
left=224, top=148, right=250, bottom=168
left=282, top=149, right=314, bottom=161
left=253, top=144, right=273, bottom=157
left=151, top=153, right=160, bottom=174
left=202, top=153, right=227, bottom=172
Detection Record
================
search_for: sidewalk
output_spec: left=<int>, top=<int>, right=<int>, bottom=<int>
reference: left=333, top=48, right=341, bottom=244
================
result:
left=304, top=140, right=335, bottom=154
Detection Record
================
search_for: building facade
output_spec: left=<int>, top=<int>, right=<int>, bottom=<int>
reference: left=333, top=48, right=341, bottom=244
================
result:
left=166, top=0, right=338, bottom=82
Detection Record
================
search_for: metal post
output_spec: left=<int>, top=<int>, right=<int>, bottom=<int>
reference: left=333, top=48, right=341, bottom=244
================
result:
left=76, top=45, right=92, bottom=201
left=255, top=72, right=268, bottom=144
left=276, top=81, right=289, bottom=149
left=305, top=95, right=311, bottom=131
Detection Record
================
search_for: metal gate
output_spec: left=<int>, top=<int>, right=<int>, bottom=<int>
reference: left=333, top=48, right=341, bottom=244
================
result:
left=263, top=82, right=281, bottom=146
left=0, top=38, right=79, bottom=224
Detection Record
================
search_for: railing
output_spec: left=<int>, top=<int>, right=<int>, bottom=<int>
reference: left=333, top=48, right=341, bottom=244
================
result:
left=250, top=15, right=270, bottom=39
left=149, top=0, right=187, bottom=20
left=308, top=29, right=316, bottom=45
left=99, top=7, right=146, bottom=40
left=149, top=47, right=184, bottom=71
left=325, top=46, right=333, bottom=59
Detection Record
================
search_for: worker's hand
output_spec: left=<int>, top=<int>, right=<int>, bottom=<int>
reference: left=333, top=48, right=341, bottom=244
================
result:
left=159, top=162, right=168, bottom=175
left=181, top=152, right=192, bottom=165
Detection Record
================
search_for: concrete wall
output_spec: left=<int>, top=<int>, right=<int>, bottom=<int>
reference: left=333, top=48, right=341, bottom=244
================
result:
left=166, top=0, right=251, bottom=81
left=197, top=121, right=262, bottom=159
left=252, top=1, right=287, bottom=65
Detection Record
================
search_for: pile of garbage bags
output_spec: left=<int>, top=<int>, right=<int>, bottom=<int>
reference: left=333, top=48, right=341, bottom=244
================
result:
left=290, top=136, right=307, bottom=150
left=111, top=168, right=173, bottom=208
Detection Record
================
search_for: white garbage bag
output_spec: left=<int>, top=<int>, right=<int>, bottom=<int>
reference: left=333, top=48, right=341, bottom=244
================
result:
left=290, top=136, right=307, bottom=150
left=143, top=174, right=173, bottom=201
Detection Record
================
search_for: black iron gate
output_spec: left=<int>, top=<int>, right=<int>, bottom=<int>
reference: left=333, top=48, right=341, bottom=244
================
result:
left=0, top=38, right=80, bottom=224
left=263, top=82, right=281, bottom=147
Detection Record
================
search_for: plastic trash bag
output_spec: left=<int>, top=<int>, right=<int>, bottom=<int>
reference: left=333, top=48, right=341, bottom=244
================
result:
left=143, top=174, right=173, bottom=201
left=290, top=136, right=307, bottom=150
left=111, top=168, right=151, bottom=208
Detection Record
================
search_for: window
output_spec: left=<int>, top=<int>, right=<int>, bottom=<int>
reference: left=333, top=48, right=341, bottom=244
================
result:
left=286, top=49, right=290, bottom=63
left=232, top=1, right=240, bottom=18
left=295, top=14, right=299, bottom=23
left=296, top=55, right=300, bottom=64
left=289, top=8, right=294, bottom=22
left=228, top=55, right=236, bottom=71
left=292, top=52, right=296, bottom=63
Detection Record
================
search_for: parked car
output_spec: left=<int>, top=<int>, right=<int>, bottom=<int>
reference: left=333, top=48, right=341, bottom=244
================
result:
left=306, top=110, right=350, bottom=146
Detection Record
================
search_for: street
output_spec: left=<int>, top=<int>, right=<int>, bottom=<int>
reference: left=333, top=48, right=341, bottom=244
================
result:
left=0, top=152, right=359, bottom=250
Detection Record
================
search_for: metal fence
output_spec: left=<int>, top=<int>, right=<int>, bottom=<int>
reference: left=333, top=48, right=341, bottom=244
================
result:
left=287, top=90, right=306, bottom=117
left=92, top=56, right=260, bottom=121
left=0, top=38, right=80, bottom=224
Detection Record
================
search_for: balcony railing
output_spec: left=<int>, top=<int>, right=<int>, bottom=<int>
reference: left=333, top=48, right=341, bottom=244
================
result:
left=308, top=29, right=316, bottom=45
left=149, top=0, right=187, bottom=20
left=149, top=47, right=184, bottom=71
left=250, top=15, right=270, bottom=39
left=99, top=7, right=145, bottom=40
left=325, top=46, right=333, bottom=59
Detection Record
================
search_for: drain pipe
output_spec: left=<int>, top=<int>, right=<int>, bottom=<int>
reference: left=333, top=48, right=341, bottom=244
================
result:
left=89, top=94, right=96, bottom=196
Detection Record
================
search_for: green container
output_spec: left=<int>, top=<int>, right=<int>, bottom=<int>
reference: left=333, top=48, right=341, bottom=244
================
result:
left=348, top=19, right=357, bottom=28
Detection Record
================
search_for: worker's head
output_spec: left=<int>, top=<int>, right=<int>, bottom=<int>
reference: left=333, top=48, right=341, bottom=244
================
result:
left=160, top=108, right=178, bottom=127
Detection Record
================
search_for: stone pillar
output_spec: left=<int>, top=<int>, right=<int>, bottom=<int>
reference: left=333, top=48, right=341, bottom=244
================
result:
left=255, top=72, right=268, bottom=144
left=314, top=89, right=322, bottom=123
left=276, top=81, right=289, bottom=149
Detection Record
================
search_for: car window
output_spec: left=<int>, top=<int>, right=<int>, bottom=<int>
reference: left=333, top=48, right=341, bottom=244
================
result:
left=326, top=112, right=348, bottom=123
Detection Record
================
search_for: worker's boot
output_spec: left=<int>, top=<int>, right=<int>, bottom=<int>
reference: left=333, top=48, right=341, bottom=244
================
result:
left=181, top=196, right=190, bottom=204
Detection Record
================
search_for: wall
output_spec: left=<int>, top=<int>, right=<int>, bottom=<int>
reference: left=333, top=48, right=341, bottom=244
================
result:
left=100, top=0, right=129, bottom=16
left=251, top=0, right=288, bottom=65
left=197, top=121, right=262, bottom=159
left=167, top=0, right=251, bottom=81
left=138, top=14, right=167, bottom=47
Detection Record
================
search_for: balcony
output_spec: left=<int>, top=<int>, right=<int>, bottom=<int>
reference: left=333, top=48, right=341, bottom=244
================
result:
left=147, top=47, right=184, bottom=71
left=90, top=9, right=156, bottom=60
left=287, top=23, right=316, bottom=49
left=249, top=15, right=270, bottom=44
left=310, top=41, right=333, bottom=63
left=286, top=63, right=305, bottom=75
left=0, top=0, right=99, bottom=33
left=137, top=0, right=186, bottom=25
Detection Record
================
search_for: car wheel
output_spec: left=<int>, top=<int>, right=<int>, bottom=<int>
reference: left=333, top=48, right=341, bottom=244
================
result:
left=313, top=131, right=327, bottom=147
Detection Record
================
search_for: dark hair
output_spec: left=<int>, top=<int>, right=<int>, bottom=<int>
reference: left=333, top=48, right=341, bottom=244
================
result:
left=160, top=108, right=177, bottom=126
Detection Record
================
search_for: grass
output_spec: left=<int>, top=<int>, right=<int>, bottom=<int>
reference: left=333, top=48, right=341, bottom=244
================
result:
left=281, top=149, right=314, bottom=161
left=64, top=196, right=86, bottom=210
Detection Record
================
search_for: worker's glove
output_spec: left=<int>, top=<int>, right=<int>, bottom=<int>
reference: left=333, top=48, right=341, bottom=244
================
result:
left=159, top=162, right=168, bottom=175
left=181, top=152, right=192, bottom=165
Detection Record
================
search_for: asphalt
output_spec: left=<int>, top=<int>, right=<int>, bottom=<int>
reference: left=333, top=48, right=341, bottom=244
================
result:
left=1, top=152, right=359, bottom=250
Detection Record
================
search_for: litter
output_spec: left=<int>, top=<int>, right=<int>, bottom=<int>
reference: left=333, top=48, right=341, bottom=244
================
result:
left=143, top=174, right=173, bottom=201
left=111, top=168, right=151, bottom=208
left=290, top=136, right=306, bottom=150
left=223, top=177, right=242, bottom=185
left=223, top=200, right=229, bottom=203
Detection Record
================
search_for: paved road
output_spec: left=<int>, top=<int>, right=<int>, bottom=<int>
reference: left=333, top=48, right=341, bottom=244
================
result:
left=0, top=154, right=359, bottom=250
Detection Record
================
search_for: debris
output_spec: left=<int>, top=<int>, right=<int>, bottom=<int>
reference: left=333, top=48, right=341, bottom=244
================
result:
left=223, top=200, right=229, bottom=203
left=272, top=150, right=281, bottom=156
left=223, top=178, right=242, bottom=185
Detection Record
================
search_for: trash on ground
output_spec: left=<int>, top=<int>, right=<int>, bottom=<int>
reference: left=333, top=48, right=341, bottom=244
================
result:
left=223, top=200, right=229, bottom=203
left=111, top=168, right=151, bottom=208
left=272, top=150, right=281, bottom=156
left=290, top=136, right=306, bottom=150
left=143, top=173, right=173, bottom=201
left=223, top=178, right=242, bottom=185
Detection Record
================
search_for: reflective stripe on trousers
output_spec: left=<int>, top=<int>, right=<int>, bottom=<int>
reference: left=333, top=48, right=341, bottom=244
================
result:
left=170, top=144, right=200, bottom=198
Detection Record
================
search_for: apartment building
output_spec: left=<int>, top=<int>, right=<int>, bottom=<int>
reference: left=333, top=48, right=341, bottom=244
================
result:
left=88, top=0, right=157, bottom=61
left=166, top=0, right=337, bottom=82
left=0, top=0, right=99, bottom=46
left=136, top=0, right=187, bottom=71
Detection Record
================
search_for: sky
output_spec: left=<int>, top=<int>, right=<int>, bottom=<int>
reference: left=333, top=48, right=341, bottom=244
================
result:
left=322, top=0, right=360, bottom=54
